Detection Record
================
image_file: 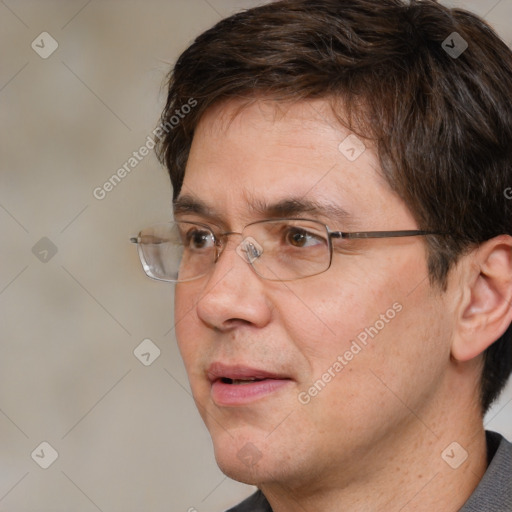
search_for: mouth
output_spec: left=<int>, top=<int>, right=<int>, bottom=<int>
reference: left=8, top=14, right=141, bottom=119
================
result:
left=207, top=362, right=293, bottom=406
left=219, top=377, right=267, bottom=385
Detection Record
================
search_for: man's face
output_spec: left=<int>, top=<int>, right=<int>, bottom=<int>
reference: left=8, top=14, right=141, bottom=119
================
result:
left=173, top=99, right=453, bottom=488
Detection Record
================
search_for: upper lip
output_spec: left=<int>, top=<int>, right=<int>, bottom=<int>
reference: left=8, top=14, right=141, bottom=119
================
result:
left=207, top=362, right=291, bottom=383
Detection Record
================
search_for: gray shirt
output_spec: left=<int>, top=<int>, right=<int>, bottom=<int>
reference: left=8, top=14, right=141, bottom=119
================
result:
left=226, top=431, right=511, bottom=512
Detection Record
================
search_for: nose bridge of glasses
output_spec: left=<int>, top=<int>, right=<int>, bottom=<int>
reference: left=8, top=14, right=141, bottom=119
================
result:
left=216, top=230, right=242, bottom=247
left=213, top=230, right=244, bottom=260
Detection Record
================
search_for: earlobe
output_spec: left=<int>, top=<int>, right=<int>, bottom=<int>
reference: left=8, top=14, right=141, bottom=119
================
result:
left=451, top=236, right=512, bottom=362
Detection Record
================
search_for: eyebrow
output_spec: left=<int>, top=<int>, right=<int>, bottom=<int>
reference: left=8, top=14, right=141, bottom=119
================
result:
left=173, top=194, right=354, bottom=228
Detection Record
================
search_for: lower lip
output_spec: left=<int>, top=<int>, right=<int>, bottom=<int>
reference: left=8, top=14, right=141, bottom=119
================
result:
left=211, top=379, right=291, bottom=406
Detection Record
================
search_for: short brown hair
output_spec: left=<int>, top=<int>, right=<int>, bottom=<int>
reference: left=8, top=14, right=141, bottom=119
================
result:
left=156, top=0, right=512, bottom=412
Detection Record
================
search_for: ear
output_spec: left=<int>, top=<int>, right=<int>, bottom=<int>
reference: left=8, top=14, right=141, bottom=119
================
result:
left=452, top=235, right=512, bottom=362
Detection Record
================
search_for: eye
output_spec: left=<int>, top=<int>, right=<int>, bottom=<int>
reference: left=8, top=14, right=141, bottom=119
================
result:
left=284, top=227, right=325, bottom=248
left=185, top=229, right=215, bottom=250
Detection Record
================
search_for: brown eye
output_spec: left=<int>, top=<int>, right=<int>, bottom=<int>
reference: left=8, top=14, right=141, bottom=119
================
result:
left=186, top=229, right=214, bottom=250
left=284, top=227, right=324, bottom=248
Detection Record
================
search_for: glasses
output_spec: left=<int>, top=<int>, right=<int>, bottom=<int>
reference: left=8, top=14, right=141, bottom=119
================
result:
left=130, top=219, right=443, bottom=283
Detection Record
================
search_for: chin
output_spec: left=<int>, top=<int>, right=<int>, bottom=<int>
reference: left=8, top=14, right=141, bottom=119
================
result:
left=216, top=458, right=263, bottom=485
left=210, top=429, right=279, bottom=486
left=213, top=444, right=264, bottom=484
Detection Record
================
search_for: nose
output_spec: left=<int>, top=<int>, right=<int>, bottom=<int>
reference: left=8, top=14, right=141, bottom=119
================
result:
left=194, top=235, right=272, bottom=331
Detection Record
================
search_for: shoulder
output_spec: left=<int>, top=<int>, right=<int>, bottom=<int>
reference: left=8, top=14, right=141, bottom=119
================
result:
left=459, top=431, right=512, bottom=511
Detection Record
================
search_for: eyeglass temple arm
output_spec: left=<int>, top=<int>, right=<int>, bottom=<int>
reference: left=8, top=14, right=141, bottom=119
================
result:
left=331, top=230, right=444, bottom=239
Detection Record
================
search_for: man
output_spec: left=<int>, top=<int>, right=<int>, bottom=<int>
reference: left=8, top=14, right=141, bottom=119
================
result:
left=132, top=0, right=512, bottom=509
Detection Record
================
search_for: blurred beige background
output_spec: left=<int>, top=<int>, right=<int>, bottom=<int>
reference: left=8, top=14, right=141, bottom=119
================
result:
left=0, top=0, right=511, bottom=510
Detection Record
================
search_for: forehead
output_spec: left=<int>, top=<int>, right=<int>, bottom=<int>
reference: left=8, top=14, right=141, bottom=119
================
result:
left=178, top=98, right=409, bottom=229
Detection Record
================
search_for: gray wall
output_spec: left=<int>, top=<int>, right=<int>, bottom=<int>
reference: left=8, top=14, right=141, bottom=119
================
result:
left=1, top=1, right=511, bottom=510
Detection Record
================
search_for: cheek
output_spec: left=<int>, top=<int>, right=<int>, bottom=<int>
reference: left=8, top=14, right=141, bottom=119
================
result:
left=277, top=268, right=394, bottom=366
left=174, top=285, right=202, bottom=371
left=281, top=249, right=448, bottom=398
left=286, top=295, right=449, bottom=449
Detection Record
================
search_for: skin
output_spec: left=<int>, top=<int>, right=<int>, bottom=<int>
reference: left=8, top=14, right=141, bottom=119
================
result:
left=172, top=98, right=512, bottom=511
